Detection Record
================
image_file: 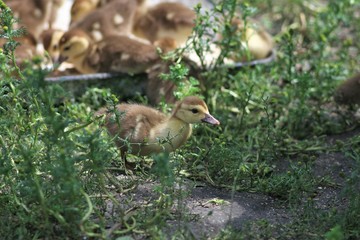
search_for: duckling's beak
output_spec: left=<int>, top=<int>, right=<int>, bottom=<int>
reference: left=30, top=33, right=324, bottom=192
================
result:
left=202, top=113, right=220, bottom=125
left=57, top=55, right=68, bottom=65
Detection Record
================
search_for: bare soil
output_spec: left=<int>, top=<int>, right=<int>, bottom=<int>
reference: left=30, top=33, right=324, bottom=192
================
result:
left=104, top=128, right=359, bottom=239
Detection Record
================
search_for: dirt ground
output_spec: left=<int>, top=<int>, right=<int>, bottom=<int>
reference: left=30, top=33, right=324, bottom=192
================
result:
left=102, top=127, right=359, bottom=239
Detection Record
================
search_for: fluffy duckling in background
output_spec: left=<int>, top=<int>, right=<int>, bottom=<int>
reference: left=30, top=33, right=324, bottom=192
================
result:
left=228, top=17, right=274, bottom=61
left=70, top=0, right=146, bottom=43
left=146, top=37, right=203, bottom=106
left=41, top=29, right=64, bottom=63
left=6, top=0, right=53, bottom=40
left=133, top=2, right=196, bottom=46
left=147, top=37, right=180, bottom=104
left=146, top=62, right=177, bottom=105
left=58, top=28, right=159, bottom=74
left=146, top=57, right=201, bottom=105
left=97, top=96, right=220, bottom=159
left=334, top=74, right=360, bottom=105
left=71, top=0, right=147, bottom=25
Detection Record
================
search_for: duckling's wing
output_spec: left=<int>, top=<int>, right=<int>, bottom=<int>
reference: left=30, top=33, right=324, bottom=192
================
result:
left=105, top=104, right=167, bottom=143
left=105, top=0, right=138, bottom=33
left=71, top=10, right=109, bottom=42
left=85, top=46, right=102, bottom=71
left=151, top=3, right=195, bottom=29
left=73, top=0, right=137, bottom=39
left=98, top=37, right=159, bottom=73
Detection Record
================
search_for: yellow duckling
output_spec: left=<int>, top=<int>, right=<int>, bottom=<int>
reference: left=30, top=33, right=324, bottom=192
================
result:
left=229, top=17, right=274, bottom=61
left=97, top=96, right=220, bottom=159
left=58, top=28, right=159, bottom=74
left=214, top=17, right=274, bottom=62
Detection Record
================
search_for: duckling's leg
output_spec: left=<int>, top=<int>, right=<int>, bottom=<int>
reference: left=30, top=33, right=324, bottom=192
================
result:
left=121, top=150, right=127, bottom=162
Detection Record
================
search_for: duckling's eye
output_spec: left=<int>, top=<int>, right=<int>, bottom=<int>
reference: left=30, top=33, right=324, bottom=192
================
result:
left=191, top=108, right=199, bottom=114
left=53, top=45, right=58, bottom=50
left=63, top=46, right=71, bottom=51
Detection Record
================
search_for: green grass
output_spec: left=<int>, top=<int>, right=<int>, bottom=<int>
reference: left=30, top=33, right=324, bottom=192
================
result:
left=1, top=0, right=360, bottom=239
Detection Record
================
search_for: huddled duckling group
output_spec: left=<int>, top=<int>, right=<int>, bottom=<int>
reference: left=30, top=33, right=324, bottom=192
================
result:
left=57, top=28, right=159, bottom=74
left=1, top=0, right=66, bottom=65
left=1, top=0, right=221, bottom=158
left=2, top=0, right=197, bottom=69
left=2, top=0, right=278, bottom=72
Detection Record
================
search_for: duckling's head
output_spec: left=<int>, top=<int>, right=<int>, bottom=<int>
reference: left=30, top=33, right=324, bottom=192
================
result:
left=41, top=29, right=64, bottom=63
left=58, top=29, right=91, bottom=63
left=173, top=96, right=220, bottom=125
